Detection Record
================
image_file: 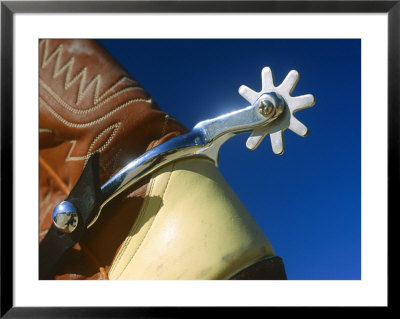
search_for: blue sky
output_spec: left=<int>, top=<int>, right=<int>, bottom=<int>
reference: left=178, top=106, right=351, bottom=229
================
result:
left=98, top=39, right=361, bottom=280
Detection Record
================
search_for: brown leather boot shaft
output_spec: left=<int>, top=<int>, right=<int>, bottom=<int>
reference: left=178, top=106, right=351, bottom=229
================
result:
left=39, top=39, right=188, bottom=279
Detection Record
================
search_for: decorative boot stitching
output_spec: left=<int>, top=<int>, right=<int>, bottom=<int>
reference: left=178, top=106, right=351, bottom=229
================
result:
left=39, top=78, right=145, bottom=114
left=64, top=122, right=121, bottom=167
left=39, top=39, right=153, bottom=167
left=40, top=40, right=139, bottom=106
left=40, top=96, right=152, bottom=128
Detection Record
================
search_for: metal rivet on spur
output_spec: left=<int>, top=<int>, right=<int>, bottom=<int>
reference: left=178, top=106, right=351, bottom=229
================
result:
left=52, top=201, right=79, bottom=234
left=258, top=100, right=274, bottom=117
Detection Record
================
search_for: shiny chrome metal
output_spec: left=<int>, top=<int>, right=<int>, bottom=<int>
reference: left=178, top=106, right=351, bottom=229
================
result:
left=53, top=67, right=315, bottom=231
left=239, top=67, right=315, bottom=154
left=87, top=91, right=286, bottom=227
left=52, top=201, right=79, bottom=233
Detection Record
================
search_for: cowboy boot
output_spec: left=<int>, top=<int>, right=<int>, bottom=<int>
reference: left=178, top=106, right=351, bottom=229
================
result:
left=39, top=39, right=287, bottom=280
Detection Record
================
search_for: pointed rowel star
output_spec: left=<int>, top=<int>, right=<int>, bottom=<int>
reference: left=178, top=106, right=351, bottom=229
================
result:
left=238, top=67, right=315, bottom=154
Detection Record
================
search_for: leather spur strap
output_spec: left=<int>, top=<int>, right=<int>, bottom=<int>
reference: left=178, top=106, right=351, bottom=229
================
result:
left=39, top=39, right=187, bottom=279
left=39, top=152, right=103, bottom=280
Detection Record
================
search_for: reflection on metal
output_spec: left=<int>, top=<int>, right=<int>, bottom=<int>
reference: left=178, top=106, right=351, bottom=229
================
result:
left=52, top=67, right=315, bottom=232
left=52, top=201, right=79, bottom=234
left=239, top=67, right=315, bottom=154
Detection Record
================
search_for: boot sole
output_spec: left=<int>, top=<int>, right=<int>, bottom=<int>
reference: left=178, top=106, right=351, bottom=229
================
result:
left=228, top=256, right=287, bottom=280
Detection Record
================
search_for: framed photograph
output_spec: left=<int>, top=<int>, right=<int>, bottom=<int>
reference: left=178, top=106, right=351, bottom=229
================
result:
left=1, top=0, right=394, bottom=316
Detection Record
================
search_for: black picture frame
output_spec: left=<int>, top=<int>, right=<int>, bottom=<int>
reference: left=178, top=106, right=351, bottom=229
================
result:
left=1, top=1, right=395, bottom=317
